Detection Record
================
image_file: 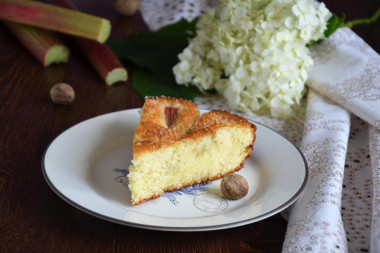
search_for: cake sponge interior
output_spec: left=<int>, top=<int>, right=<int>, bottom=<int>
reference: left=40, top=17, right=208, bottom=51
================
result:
left=128, top=124, right=254, bottom=204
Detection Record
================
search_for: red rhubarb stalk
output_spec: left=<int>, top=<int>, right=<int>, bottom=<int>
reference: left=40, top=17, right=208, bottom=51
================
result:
left=53, top=0, right=128, bottom=85
left=164, top=106, right=178, bottom=128
left=78, top=40, right=128, bottom=85
left=4, top=21, right=69, bottom=66
left=0, top=0, right=111, bottom=43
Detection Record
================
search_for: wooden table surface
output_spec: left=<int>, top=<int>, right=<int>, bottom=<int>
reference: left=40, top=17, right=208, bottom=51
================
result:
left=0, top=1, right=379, bottom=252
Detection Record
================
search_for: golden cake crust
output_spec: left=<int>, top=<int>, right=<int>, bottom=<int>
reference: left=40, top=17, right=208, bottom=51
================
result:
left=133, top=107, right=256, bottom=157
left=133, top=96, right=199, bottom=147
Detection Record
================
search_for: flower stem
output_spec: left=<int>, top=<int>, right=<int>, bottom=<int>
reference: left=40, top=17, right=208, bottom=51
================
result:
left=342, top=7, right=380, bottom=28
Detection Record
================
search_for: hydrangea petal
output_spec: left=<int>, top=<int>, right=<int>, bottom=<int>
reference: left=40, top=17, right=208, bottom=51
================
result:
left=173, top=0, right=329, bottom=118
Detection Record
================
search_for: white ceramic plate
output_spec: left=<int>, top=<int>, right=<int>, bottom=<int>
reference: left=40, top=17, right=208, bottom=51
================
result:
left=42, top=109, right=308, bottom=231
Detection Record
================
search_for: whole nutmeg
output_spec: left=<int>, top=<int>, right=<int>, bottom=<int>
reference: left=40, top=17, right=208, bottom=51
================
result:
left=220, top=174, right=249, bottom=200
left=50, top=83, right=75, bottom=105
left=114, top=0, right=140, bottom=16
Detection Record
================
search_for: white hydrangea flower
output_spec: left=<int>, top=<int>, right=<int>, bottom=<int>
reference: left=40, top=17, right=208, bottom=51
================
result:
left=173, top=0, right=329, bottom=117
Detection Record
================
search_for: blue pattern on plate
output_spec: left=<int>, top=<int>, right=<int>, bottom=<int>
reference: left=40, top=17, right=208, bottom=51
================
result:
left=113, top=168, right=129, bottom=176
left=162, top=182, right=211, bottom=205
left=113, top=168, right=210, bottom=205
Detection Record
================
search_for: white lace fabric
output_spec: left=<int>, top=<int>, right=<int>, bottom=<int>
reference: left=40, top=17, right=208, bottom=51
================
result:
left=139, top=1, right=380, bottom=252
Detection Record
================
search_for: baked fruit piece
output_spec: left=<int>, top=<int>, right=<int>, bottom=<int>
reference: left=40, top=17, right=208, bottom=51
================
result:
left=128, top=97, right=257, bottom=205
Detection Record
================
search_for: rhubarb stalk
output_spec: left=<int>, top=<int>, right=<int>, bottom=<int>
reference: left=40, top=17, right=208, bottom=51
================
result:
left=78, top=40, right=128, bottom=85
left=4, top=21, right=69, bottom=66
left=53, top=0, right=128, bottom=85
left=0, top=0, right=111, bottom=43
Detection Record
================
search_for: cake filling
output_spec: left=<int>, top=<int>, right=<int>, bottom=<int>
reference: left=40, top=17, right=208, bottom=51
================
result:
left=164, top=106, right=178, bottom=128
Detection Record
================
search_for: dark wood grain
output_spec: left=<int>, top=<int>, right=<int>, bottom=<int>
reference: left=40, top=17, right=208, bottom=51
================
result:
left=0, top=1, right=378, bottom=252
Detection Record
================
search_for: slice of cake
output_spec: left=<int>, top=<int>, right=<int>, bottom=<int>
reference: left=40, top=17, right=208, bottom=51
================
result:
left=128, top=97, right=256, bottom=205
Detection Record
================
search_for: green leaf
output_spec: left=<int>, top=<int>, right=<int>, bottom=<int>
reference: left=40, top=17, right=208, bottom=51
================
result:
left=132, top=70, right=200, bottom=100
left=324, top=13, right=345, bottom=38
left=108, top=18, right=197, bottom=77
left=308, top=13, right=345, bottom=46
left=108, top=18, right=199, bottom=100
